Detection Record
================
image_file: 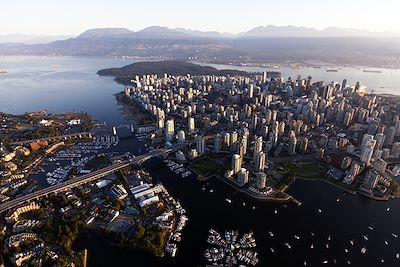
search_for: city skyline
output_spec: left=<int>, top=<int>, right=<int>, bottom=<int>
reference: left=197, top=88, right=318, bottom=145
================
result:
left=2, top=0, right=400, bottom=35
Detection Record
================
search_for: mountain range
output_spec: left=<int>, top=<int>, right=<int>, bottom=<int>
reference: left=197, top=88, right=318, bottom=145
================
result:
left=1, top=25, right=400, bottom=67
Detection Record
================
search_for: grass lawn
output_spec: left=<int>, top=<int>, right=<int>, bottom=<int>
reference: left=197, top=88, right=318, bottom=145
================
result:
left=285, top=162, right=325, bottom=178
left=189, top=156, right=226, bottom=177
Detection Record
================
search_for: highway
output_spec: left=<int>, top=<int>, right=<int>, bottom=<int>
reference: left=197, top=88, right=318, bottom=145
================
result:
left=0, top=145, right=184, bottom=214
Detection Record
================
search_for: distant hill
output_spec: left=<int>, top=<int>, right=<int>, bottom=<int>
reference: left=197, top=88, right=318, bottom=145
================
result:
left=1, top=25, right=400, bottom=68
left=98, top=61, right=249, bottom=84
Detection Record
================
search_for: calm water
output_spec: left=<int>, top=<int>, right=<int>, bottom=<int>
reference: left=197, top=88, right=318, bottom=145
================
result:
left=1, top=56, right=400, bottom=267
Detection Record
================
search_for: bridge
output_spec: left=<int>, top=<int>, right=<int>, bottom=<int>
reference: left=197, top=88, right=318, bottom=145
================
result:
left=0, top=139, right=201, bottom=214
left=9, top=132, right=93, bottom=146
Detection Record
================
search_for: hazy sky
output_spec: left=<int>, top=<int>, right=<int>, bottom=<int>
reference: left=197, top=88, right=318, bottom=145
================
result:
left=2, top=0, right=400, bottom=35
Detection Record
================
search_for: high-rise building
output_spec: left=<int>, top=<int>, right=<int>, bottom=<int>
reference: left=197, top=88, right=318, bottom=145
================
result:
left=288, top=133, right=297, bottom=155
left=374, top=133, right=386, bottom=151
left=237, top=168, right=249, bottom=185
left=254, top=151, right=266, bottom=172
left=188, top=117, right=195, bottom=134
left=165, top=119, right=175, bottom=141
left=253, top=136, right=263, bottom=160
left=256, top=172, right=267, bottom=190
left=385, top=126, right=396, bottom=146
left=373, top=158, right=387, bottom=173
left=196, top=138, right=206, bottom=154
left=391, top=142, right=400, bottom=158
left=214, top=134, right=222, bottom=153
left=232, top=154, right=241, bottom=174
left=177, top=130, right=186, bottom=144
left=360, top=139, right=376, bottom=165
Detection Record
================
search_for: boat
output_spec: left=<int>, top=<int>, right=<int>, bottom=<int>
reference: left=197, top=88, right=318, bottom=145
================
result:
left=274, top=209, right=278, bottom=214
left=285, top=242, right=291, bottom=249
left=391, top=233, right=398, bottom=238
left=345, top=248, right=349, bottom=253
left=294, top=235, right=300, bottom=240
left=387, top=206, right=390, bottom=212
left=350, top=240, right=354, bottom=245
left=385, top=240, right=389, bottom=245
left=361, top=247, right=367, bottom=254
left=252, top=206, right=256, bottom=210
left=326, top=68, right=338, bottom=72
left=363, top=69, right=382, bottom=73
left=368, top=226, right=374, bottom=231
left=311, top=232, right=315, bottom=236
left=310, top=243, right=314, bottom=249
left=328, top=235, right=331, bottom=241
left=326, top=243, right=329, bottom=249
left=202, top=186, right=205, bottom=191
left=396, top=253, right=399, bottom=259
left=225, top=198, right=232, bottom=204
left=362, top=235, right=368, bottom=241
left=347, top=260, right=351, bottom=265
left=317, top=208, right=322, bottom=213
left=242, top=202, right=246, bottom=207
left=268, top=231, right=274, bottom=237
left=322, top=260, right=328, bottom=264
left=209, top=189, right=214, bottom=193
left=304, top=260, right=307, bottom=266
left=336, top=198, right=340, bottom=202
left=270, top=247, right=274, bottom=253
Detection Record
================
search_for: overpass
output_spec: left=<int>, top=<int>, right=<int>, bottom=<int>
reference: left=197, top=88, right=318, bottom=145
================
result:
left=0, top=141, right=197, bottom=214
left=9, top=132, right=93, bottom=146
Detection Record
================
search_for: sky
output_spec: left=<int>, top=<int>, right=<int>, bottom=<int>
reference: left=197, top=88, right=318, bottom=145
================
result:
left=1, top=0, right=400, bottom=35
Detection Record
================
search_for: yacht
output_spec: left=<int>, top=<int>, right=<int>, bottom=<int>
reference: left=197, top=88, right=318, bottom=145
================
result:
left=361, top=247, right=367, bottom=254
left=268, top=231, right=274, bottom=237
left=270, top=247, right=274, bottom=253
left=368, top=226, right=374, bottom=231
left=362, top=235, right=368, bottom=241
left=384, top=240, right=389, bottom=245
left=294, top=235, right=300, bottom=240
left=225, top=198, right=232, bottom=204
left=285, top=242, right=291, bottom=249
left=391, top=233, right=398, bottom=238
left=350, top=240, right=354, bottom=245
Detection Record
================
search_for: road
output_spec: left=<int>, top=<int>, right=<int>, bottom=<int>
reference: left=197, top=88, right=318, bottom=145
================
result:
left=0, top=145, right=187, bottom=214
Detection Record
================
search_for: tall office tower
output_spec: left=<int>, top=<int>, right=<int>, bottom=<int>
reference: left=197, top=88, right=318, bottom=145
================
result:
left=214, top=134, right=222, bottom=153
left=177, top=130, right=186, bottom=144
left=165, top=119, right=175, bottom=141
left=240, top=136, right=248, bottom=155
left=374, top=133, right=386, bottom=151
left=232, top=154, right=241, bottom=174
left=373, top=158, right=387, bottom=173
left=248, top=84, right=254, bottom=98
left=391, top=142, right=400, bottom=158
left=341, top=79, right=347, bottom=90
left=288, top=134, right=297, bottom=155
left=256, top=172, right=267, bottom=190
left=262, top=125, right=269, bottom=137
left=196, top=138, right=205, bottom=154
left=361, top=139, right=376, bottom=165
left=300, top=137, right=308, bottom=152
left=278, top=121, right=285, bottom=136
left=230, top=131, right=239, bottom=151
left=271, top=110, right=278, bottom=121
left=361, top=134, right=374, bottom=150
left=264, top=94, right=273, bottom=107
left=237, top=168, right=249, bottom=185
left=157, top=117, right=164, bottom=129
left=188, top=117, right=195, bottom=134
left=349, top=162, right=361, bottom=177
left=253, top=136, right=263, bottom=160
left=265, top=109, right=272, bottom=125
left=223, top=132, right=230, bottom=147
left=367, top=119, right=380, bottom=135
left=343, top=112, right=352, bottom=126
left=385, top=126, right=396, bottom=146
left=252, top=114, right=258, bottom=130
left=262, top=71, right=267, bottom=83
left=255, top=151, right=266, bottom=172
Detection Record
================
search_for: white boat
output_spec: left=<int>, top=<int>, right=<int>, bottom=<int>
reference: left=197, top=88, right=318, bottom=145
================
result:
left=225, top=198, right=232, bottom=204
left=392, top=233, right=398, bottom=238
left=294, top=235, right=300, bottom=240
left=350, top=240, right=354, bottom=245
left=345, top=248, right=349, bottom=253
left=396, top=253, right=399, bottom=259
left=268, top=231, right=274, bottom=237
left=202, top=186, right=205, bottom=191
left=252, top=206, right=255, bottom=210
left=304, top=260, right=307, bottom=266
left=326, top=243, right=329, bottom=249
left=362, top=235, right=368, bottom=241
left=242, top=202, right=246, bottom=207
left=336, top=198, right=340, bottom=202
left=387, top=206, right=391, bottom=212
left=274, top=209, right=278, bottom=214
left=209, top=189, right=214, bottom=193
left=311, top=232, right=315, bottom=236
left=368, top=226, right=374, bottom=231
left=385, top=240, right=389, bottom=245
left=317, top=208, right=322, bottom=213
left=361, top=247, right=367, bottom=254
left=328, top=235, right=331, bottom=241
left=285, top=242, right=291, bottom=249
left=347, top=260, right=351, bottom=265
left=322, top=260, right=328, bottom=264
left=310, top=243, right=314, bottom=249
left=270, top=247, right=274, bottom=253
